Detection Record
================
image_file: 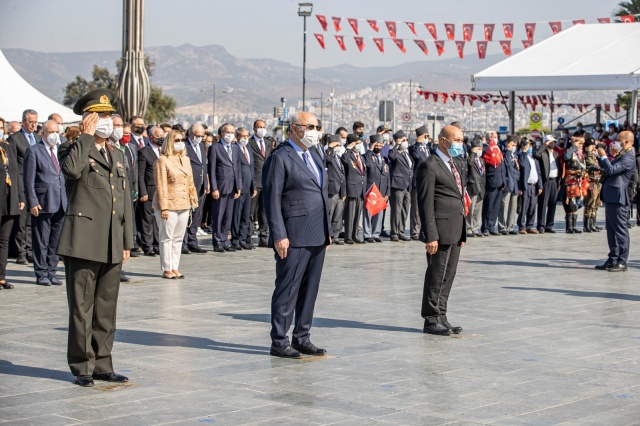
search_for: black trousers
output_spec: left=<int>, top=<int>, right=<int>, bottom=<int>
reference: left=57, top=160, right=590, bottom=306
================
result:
left=212, top=193, right=235, bottom=246
left=0, top=215, right=16, bottom=281
left=271, top=245, right=326, bottom=348
left=605, top=202, right=630, bottom=264
left=138, top=199, right=158, bottom=252
left=422, top=242, right=462, bottom=324
left=13, top=207, right=32, bottom=256
left=518, top=184, right=537, bottom=229
left=201, top=193, right=213, bottom=227
left=64, top=256, right=122, bottom=376
left=537, top=179, right=558, bottom=229
left=481, top=187, right=503, bottom=232
left=31, top=207, right=65, bottom=281
left=250, top=189, right=268, bottom=243
left=231, top=190, right=252, bottom=245
left=343, top=196, right=363, bottom=241
left=183, top=191, right=206, bottom=249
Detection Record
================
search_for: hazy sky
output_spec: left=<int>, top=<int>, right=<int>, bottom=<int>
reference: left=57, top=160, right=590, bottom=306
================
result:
left=0, top=0, right=623, bottom=68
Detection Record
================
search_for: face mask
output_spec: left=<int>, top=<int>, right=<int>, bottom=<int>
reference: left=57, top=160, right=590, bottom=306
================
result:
left=355, top=143, right=365, bottom=154
left=526, top=147, right=533, bottom=155
left=239, top=138, right=248, bottom=146
left=46, top=133, right=60, bottom=146
left=508, top=146, right=516, bottom=153
left=121, top=134, right=131, bottom=145
left=373, top=147, right=381, bottom=154
left=335, top=147, right=345, bottom=156
left=133, top=125, right=145, bottom=135
left=355, top=131, right=363, bottom=138
left=577, top=126, right=582, bottom=130
left=95, top=118, right=114, bottom=139
left=164, top=132, right=169, bottom=138
left=311, top=134, right=320, bottom=146
left=152, top=136, right=163, bottom=146
left=223, top=133, right=234, bottom=143
left=382, top=134, right=390, bottom=142
left=548, top=142, right=556, bottom=149
left=300, top=129, right=317, bottom=148
left=173, top=142, right=185, bottom=151
left=0, top=130, right=4, bottom=140
left=400, top=141, right=409, bottom=150
left=112, top=127, right=124, bottom=141
left=256, top=128, right=267, bottom=138
left=193, top=136, right=202, bottom=144
left=596, top=127, right=602, bottom=131
left=448, top=142, right=464, bottom=157
left=535, top=141, right=541, bottom=147
left=340, top=138, right=347, bottom=145
left=611, top=142, right=622, bottom=151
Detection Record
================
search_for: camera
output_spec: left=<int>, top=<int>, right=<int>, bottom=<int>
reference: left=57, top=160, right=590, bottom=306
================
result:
left=595, top=142, right=607, bottom=151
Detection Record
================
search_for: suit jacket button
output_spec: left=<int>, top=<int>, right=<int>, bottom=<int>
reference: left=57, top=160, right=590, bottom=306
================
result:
left=111, top=185, right=115, bottom=189
left=110, top=173, right=114, bottom=177
left=112, top=210, right=116, bottom=215
left=78, top=213, right=82, bottom=216
left=113, top=198, right=116, bottom=202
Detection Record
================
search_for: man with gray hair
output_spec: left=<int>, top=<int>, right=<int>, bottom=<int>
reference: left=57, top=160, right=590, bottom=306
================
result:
left=182, top=123, right=209, bottom=253
left=8, top=109, right=41, bottom=264
left=231, top=126, right=257, bottom=250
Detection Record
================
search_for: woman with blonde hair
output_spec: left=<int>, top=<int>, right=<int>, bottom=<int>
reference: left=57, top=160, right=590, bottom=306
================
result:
left=153, top=130, right=198, bottom=279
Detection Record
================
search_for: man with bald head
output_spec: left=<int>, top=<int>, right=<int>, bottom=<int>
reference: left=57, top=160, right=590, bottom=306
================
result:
left=48, top=113, right=68, bottom=143
left=416, top=125, right=467, bottom=335
left=182, top=123, right=209, bottom=253
left=595, top=130, right=636, bottom=272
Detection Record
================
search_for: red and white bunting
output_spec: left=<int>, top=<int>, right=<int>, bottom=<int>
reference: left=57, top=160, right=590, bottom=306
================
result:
left=414, top=39, right=429, bottom=55
left=549, top=21, right=562, bottom=35
left=434, top=40, right=445, bottom=56
left=462, top=23, right=474, bottom=41
left=314, top=33, right=325, bottom=49
left=373, top=37, right=384, bottom=53
left=477, top=41, right=488, bottom=59
left=484, top=24, right=495, bottom=41
left=425, top=23, right=438, bottom=39
left=522, top=39, right=532, bottom=49
left=367, top=19, right=379, bottom=31
left=406, top=21, right=417, bottom=35
left=620, top=15, right=637, bottom=22
left=503, top=23, right=514, bottom=39
left=385, top=21, right=397, bottom=38
left=335, top=35, right=346, bottom=50
left=444, top=23, right=455, bottom=40
left=598, top=17, right=611, bottom=23
left=348, top=18, right=359, bottom=34
left=455, top=40, right=465, bottom=58
left=332, top=16, right=342, bottom=32
left=393, top=38, right=407, bottom=53
left=524, top=23, right=536, bottom=41
left=500, top=40, right=512, bottom=56
left=316, top=15, right=328, bottom=31
left=354, top=36, right=365, bottom=52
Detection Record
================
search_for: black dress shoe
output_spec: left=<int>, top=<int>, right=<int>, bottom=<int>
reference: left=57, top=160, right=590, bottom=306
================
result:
left=74, top=375, right=94, bottom=387
left=270, top=345, right=303, bottom=359
left=400, top=235, right=412, bottom=241
left=365, top=238, right=375, bottom=243
left=131, top=247, right=143, bottom=253
left=16, top=254, right=28, bottom=265
left=129, top=251, right=140, bottom=258
left=537, top=228, right=545, bottom=234
left=380, top=231, right=391, bottom=238
left=292, top=341, right=327, bottom=356
left=475, top=232, right=483, bottom=237
left=258, top=240, right=268, bottom=248
left=490, top=231, right=501, bottom=236
left=482, top=232, right=490, bottom=237
left=120, top=273, right=131, bottom=283
left=214, top=245, right=225, bottom=253
left=0, top=282, right=14, bottom=289
left=390, top=235, right=399, bottom=241
left=509, top=230, right=519, bottom=235
left=500, top=231, right=508, bottom=235
left=423, top=323, right=451, bottom=335
left=411, top=235, right=420, bottom=240
left=37, top=278, right=52, bottom=286
left=143, top=250, right=156, bottom=257
left=224, top=245, right=237, bottom=252
left=344, top=239, right=355, bottom=245
left=374, top=238, right=383, bottom=243
left=50, top=276, right=63, bottom=285
left=545, top=227, right=556, bottom=233
left=333, top=239, right=345, bottom=245
left=442, top=321, right=463, bottom=334
left=595, top=260, right=614, bottom=270
left=181, top=247, right=191, bottom=254
left=189, top=246, right=208, bottom=253
left=232, top=244, right=243, bottom=251
left=608, top=263, right=628, bottom=272
left=354, top=238, right=366, bottom=244
left=92, top=372, right=129, bottom=382
left=27, top=254, right=34, bottom=263
left=240, top=243, right=255, bottom=250
left=153, top=248, right=160, bottom=255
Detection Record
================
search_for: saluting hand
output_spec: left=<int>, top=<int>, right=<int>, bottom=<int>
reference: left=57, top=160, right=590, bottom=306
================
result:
left=426, top=240, right=438, bottom=255
left=81, top=112, right=99, bottom=136
left=275, top=238, right=289, bottom=259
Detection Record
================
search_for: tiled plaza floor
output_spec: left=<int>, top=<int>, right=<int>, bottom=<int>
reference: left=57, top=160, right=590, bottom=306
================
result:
left=1, top=209, right=640, bottom=425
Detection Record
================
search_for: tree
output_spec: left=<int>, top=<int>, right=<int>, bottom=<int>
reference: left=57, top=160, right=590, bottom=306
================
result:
left=613, top=0, right=640, bottom=21
left=616, top=92, right=632, bottom=111
left=63, top=56, right=175, bottom=123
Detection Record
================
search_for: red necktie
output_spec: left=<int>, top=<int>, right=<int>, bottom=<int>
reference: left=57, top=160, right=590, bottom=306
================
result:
left=243, top=146, right=250, bottom=163
left=50, top=147, right=60, bottom=173
left=139, top=137, right=144, bottom=149
left=356, top=153, right=363, bottom=173
left=260, top=139, right=265, bottom=157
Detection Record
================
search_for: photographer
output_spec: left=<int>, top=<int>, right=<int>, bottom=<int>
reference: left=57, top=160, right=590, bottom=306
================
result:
left=595, top=131, right=636, bottom=272
left=583, top=139, right=603, bottom=232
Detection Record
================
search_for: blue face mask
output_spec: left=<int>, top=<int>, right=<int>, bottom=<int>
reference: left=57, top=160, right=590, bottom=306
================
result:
left=526, top=147, right=533, bottom=155
left=444, top=138, right=464, bottom=157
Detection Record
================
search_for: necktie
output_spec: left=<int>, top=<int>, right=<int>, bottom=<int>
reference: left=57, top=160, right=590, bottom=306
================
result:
left=100, top=147, right=110, bottom=166
left=356, top=153, right=363, bottom=173
left=260, top=139, right=265, bottom=157
left=138, top=137, right=144, bottom=149
left=475, top=158, right=484, bottom=175
left=404, top=151, right=412, bottom=168
left=243, top=146, right=250, bottom=163
left=50, top=147, right=60, bottom=173
left=195, top=142, right=202, bottom=163
left=303, top=151, right=319, bottom=183
left=226, top=144, right=233, bottom=161
left=29, top=133, right=35, bottom=146
left=450, top=159, right=463, bottom=196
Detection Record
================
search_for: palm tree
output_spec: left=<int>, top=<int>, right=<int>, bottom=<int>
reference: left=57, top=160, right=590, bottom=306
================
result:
left=613, top=0, right=640, bottom=21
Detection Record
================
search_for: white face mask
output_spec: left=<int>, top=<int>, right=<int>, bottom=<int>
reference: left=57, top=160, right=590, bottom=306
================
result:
left=112, top=127, right=124, bottom=141
left=223, top=133, right=234, bottom=143
left=239, top=138, right=248, bottom=146
left=256, top=128, right=267, bottom=138
left=95, top=117, right=114, bottom=139
left=508, top=146, right=516, bottom=153
left=193, top=136, right=202, bottom=144
left=355, top=143, right=365, bottom=154
left=382, top=133, right=390, bottom=142
left=0, top=130, right=4, bottom=140
left=173, top=142, right=185, bottom=151
left=300, top=129, right=317, bottom=148
left=340, top=138, right=347, bottom=145
left=401, top=141, right=409, bottom=150
left=46, top=132, right=60, bottom=146
left=611, top=141, right=622, bottom=151
left=335, top=146, right=345, bottom=156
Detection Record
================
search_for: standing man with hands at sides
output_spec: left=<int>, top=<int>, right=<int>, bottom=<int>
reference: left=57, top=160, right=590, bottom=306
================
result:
left=263, top=111, right=332, bottom=359
left=595, top=131, right=636, bottom=272
left=231, top=127, right=257, bottom=251
left=182, top=123, right=208, bottom=254
left=388, top=131, right=413, bottom=241
left=409, top=126, right=430, bottom=240
left=137, top=127, right=163, bottom=257
left=417, top=125, right=466, bottom=336
left=57, top=89, right=133, bottom=387
left=248, top=120, right=273, bottom=248
left=362, top=134, right=391, bottom=243
left=535, top=135, right=561, bottom=234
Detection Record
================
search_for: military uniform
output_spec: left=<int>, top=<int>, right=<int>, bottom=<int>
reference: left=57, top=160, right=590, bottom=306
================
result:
left=57, top=90, right=133, bottom=384
left=584, top=146, right=602, bottom=232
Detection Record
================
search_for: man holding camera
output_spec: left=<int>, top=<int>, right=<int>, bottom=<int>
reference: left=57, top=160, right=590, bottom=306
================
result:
left=595, top=131, right=636, bottom=272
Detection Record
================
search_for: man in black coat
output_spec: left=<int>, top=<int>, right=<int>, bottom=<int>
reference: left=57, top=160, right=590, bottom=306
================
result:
left=182, top=123, right=209, bottom=253
left=363, top=134, right=391, bottom=242
left=340, top=134, right=367, bottom=244
left=388, top=131, right=413, bottom=241
left=408, top=126, right=430, bottom=240
left=417, top=125, right=466, bottom=336
left=231, top=128, right=257, bottom=250
left=7, top=108, right=41, bottom=264
left=517, top=139, right=543, bottom=234
left=535, top=135, right=561, bottom=233
left=136, top=127, right=163, bottom=256
left=481, top=141, right=508, bottom=236
left=325, top=135, right=346, bottom=245
left=248, top=119, right=273, bottom=247
left=499, top=137, right=521, bottom=235
left=466, top=138, right=486, bottom=237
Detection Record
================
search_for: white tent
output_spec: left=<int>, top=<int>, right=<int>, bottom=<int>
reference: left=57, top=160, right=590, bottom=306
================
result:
left=472, top=23, right=640, bottom=92
left=0, top=49, right=80, bottom=123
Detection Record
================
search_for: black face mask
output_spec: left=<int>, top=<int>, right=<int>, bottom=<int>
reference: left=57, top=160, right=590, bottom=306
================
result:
left=373, top=147, right=381, bottom=154
left=355, top=131, right=363, bottom=138
left=151, top=137, right=163, bottom=146
left=133, top=126, right=145, bottom=135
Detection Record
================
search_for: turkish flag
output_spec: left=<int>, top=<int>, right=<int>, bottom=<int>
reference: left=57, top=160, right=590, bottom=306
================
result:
left=500, top=40, right=512, bottom=56
left=441, top=93, right=449, bottom=104
left=348, top=18, right=359, bottom=34
left=385, top=21, right=397, bottom=38
left=464, top=190, right=471, bottom=217
left=614, top=104, right=621, bottom=113
left=365, top=184, right=388, bottom=216
left=549, top=21, right=562, bottom=35
left=484, top=24, right=495, bottom=40
left=573, top=19, right=586, bottom=25
left=577, top=104, right=584, bottom=113
left=314, top=34, right=325, bottom=49
left=316, top=15, right=328, bottom=31
left=414, top=39, right=429, bottom=55
left=444, top=23, right=455, bottom=40
left=373, top=38, right=384, bottom=53
left=503, top=23, right=514, bottom=39
left=367, top=20, right=379, bottom=32
left=335, top=35, right=346, bottom=51
left=604, top=104, right=611, bottom=112
left=462, top=24, right=474, bottom=41
left=477, top=41, right=488, bottom=59
left=598, top=17, right=611, bottom=23
left=525, top=23, right=536, bottom=41
left=522, top=39, right=532, bottom=49
left=354, top=37, right=365, bottom=52
left=620, top=15, right=636, bottom=23
left=455, top=40, right=465, bottom=58
left=435, top=40, right=445, bottom=56
left=425, top=23, right=438, bottom=39
left=406, top=22, right=417, bottom=35
left=332, top=16, right=342, bottom=32
left=393, top=39, right=407, bottom=53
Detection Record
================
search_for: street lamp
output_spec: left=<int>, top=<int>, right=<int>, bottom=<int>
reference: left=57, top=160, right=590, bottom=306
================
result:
left=398, top=80, right=425, bottom=130
left=200, top=84, right=216, bottom=127
left=298, top=2, right=313, bottom=112
left=309, top=93, right=325, bottom=123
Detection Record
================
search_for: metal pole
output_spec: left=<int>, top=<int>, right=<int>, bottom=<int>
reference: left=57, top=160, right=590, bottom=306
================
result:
left=549, top=91, right=554, bottom=132
left=320, top=92, right=324, bottom=123
left=330, top=87, right=334, bottom=133
left=509, top=91, right=516, bottom=134
left=631, top=90, right=638, bottom=125
left=212, top=83, right=215, bottom=127
left=302, top=15, right=307, bottom=112
left=409, top=79, right=412, bottom=130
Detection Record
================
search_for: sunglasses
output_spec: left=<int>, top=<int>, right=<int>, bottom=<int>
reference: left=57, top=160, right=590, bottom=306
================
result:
left=294, top=124, right=320, bottom=131
left=174, top=138, right=184, bottom=142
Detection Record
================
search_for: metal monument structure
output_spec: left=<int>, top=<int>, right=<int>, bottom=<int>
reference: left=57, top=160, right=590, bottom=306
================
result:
left=117, top=0, right=150, bottom=121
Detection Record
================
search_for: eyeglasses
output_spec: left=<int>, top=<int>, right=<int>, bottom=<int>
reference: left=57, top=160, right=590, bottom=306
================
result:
left=174, top=138, right=184, bottom=142
left=294, top=124, right=320, bottom=131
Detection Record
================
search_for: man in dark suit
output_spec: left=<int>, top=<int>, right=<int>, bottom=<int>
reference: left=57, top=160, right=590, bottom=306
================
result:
left=363, top=134, right=391, bottom=242
left=517, top=139, right=543, bottom=234
left=481, top=139, right=508, bottom=236
left=595, top=131, right=636, bottom=272
left=417, top=125, right=466, bottom=336
left=248, top=120, right=273, bottom=247
left=408, top=126, right=430, bottom=240
left=325, top=135, right=346, bottom=245
left=340, top=134, right=367, bottom=244
left=129, top=115, right=150, bottom=150
left=388, top=131, right=413, bottom=241
left=57, top=89, right=133, bottom=387
left=182, top=123, right=209, bottom=254
left=209, top=123, right=242, bottom=252
left=466, top=138, right=486, bottom=237
left=535, top=135, right=561, bottom=233
left=263, top=111, right=331, bottom=359
left=137, top=127, right=163, bottom=256
left=7, top=108, right=41, bottom=264
left=499, top=136, right=521, bottom=235
left=23, top=120, right=66, bottom=286
left=231, top=128, right=257, bottom=250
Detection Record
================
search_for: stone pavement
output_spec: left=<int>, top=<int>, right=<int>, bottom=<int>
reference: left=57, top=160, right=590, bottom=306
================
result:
left=1, top=209, right=640, bottom=425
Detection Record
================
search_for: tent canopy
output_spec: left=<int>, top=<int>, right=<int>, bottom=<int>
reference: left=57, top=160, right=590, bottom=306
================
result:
left=0, top=49, right=80, bottom=123
left=472, top=23, right=640, bottom=92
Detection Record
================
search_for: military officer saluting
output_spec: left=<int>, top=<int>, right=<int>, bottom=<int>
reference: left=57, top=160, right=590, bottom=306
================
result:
left=57, top=89, right=133, bottom=387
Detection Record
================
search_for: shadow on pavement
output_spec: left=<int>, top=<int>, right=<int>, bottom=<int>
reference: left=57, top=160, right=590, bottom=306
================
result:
left=503, top=286, right=640, bottom=302
left=0, top=360, right=71, bottom=383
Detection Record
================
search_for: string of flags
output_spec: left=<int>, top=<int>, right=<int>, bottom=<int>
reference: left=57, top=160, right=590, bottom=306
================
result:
left=313, top=14, right=639, bottom=58
left=416, top=90, right=622, bottom=113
